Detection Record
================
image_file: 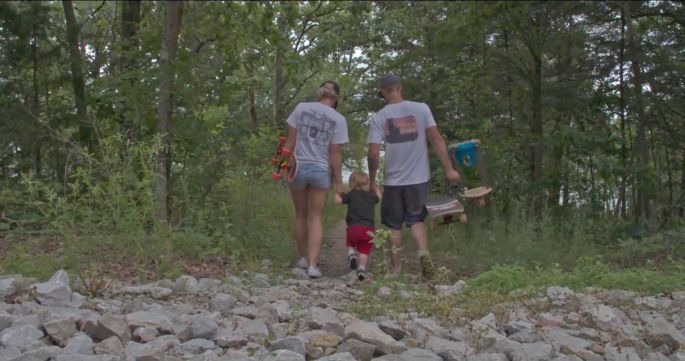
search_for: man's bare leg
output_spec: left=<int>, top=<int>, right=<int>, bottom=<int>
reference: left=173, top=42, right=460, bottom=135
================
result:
left=410, top=222, right=429, bottom=255
left=389, top=229, right=403, bottom=274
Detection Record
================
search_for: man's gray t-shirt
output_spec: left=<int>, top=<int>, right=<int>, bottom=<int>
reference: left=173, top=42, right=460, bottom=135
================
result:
left=368, top=100, right=437, bottom=186
left=287, top=102, right=349, bottom=171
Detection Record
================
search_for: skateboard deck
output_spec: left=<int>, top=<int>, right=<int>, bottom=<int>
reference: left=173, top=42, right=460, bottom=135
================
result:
left=426, top=195, right=467, bottom=226
left=459, top=186, right=492, bottom=199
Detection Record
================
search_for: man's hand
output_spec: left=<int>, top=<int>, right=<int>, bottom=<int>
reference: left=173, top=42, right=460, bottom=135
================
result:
left=446, top=169, right=461, bottom=185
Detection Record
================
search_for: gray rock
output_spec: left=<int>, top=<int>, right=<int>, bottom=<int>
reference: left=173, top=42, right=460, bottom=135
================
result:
left=253, top=273, right=271, bottom=287
left=307, top=307, right=344, bottom=336
left=187, top=315, right=218, bottom=340
left=124, top=340, right=168, bottom=361
left=550, top=356, right=583, bottom=361
left=338, top=339, right=375, bottom=361
left=10, top=346, right=60, bottom=361
left=378, top=321, right=405, bottom=341
left=407, top=319, right=448, bottom=343
left=182, top=338, right=216, bottom=354
left=0, top=278, right=16, bottom=298
left=345, top=321, right=406, bottom=355
left=175, top=275, right=199, bottom=294
left=214, top=327, right=248, bottom=348
left=232, top=306, right=259, bottom=319
left=43, top=318, right=76, bottom=346
left=670, top=351, right=685, bottom=361
left=540, top=327, right=592, bottom=354
left=0, top=325, right=44, bottom=348
left=508, top=329, right=542, bottom=343
left=0, top=345, right=21, bottom=361
left=546, top=287, right=575, bottom=307
left=435, top=280, right=467, bottom=296
left=270, top=336, right=307, bottom=356
left=371, top=355, right=407, bottom=361
left=52, top=355, right=123, bottom=361
left=0, top=313, right=14, bottom=332
left=94, top=336, right=125, bottom=355
left=465, top=354, right=508, bottom=361
left=505, top=320, right=534, bottom=336
left=209, top=294, right=237, bottom=316
left=644, top=352, right=670, bottom=361
left=133, top=327, right=158, bottom=343
left=125, top=312, right=173, bottom=334
left=149, top=287, right=173, bottom=300
left=509, top=342, right=554, bottom=361
left=319, top=352, right=359, bottom=361
left=35, top=270, right=70, bottom=302
left=264, top=349, right=306, bottom=361
left=605, top=346, right=641, bottom=361
left=401, top=348, right=442, bottom=361
left=268, top=300, right=292, bottom=322
left=197, top=278, right=222, bottom=293
left=537, top=313, right=563, bottom=327
left=584, top=304, right=622, bottom=331
left=64, top=332, right=95, bottom=355
left=237, top=318, right=269, bottom=339
left=642, top=311, right=685, bottom=350
left=424, top=336, right=473, bottom=361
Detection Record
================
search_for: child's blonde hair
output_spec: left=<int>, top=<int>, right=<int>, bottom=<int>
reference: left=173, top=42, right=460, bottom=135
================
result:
left=348, top=170, right=370, bottom=191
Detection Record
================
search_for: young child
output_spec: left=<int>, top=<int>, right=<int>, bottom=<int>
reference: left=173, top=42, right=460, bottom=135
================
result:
left=334, top=170, right=381, bottom=281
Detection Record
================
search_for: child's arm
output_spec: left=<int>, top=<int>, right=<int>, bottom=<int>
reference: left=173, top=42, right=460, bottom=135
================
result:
left=334, top=192, right=349, bottom=205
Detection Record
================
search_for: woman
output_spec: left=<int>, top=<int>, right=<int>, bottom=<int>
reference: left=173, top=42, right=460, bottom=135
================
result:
left=284, top=81, right=348, bottom=278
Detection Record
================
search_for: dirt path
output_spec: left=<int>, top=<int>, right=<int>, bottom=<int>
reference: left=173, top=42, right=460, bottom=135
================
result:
left=319, top=220, right=351, bottom=278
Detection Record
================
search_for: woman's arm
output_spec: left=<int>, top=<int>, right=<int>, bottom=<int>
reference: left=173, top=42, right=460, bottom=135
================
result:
left=284, top=125, right=297, bottom=151
left=329, top=143, right=344, bottom=194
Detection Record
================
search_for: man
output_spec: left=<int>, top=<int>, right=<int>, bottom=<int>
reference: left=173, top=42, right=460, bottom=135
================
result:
left=367, top=74, right=460, bottom=279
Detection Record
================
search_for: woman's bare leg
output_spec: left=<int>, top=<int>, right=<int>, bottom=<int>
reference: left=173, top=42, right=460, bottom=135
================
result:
left=306, top=188, right=328, bottom=268
left=289, top=186, right=309, bottom=259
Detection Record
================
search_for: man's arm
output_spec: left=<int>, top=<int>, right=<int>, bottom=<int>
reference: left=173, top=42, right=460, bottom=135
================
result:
left=329, top=143, right=344, bottom=194
left=367, top=143, right=381, bottom=192
left=426, top=126, right=460, bottom=184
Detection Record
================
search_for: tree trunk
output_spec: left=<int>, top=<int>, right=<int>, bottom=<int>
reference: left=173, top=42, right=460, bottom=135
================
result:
left=62, top=0, right=90, bottom=142
left=121, top=0, right=142, bottom=142
left=616, top=8, right=628, bottom=219
left=32, top=25, right=41, bottom=176
left=274, top=2, right=287, bottom=126
left=530, top=38, right=544, bottom=213
left=249, top=65, right=259, bottom=129
left=624, top=1, right=650, bottom=220
left=155, top=0, right=183, bottom=222
left=681, top=149, right=685, bottom=218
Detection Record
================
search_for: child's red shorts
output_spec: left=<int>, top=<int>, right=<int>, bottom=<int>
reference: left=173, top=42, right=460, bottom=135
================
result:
left=346, top=225, right=374, bottom=255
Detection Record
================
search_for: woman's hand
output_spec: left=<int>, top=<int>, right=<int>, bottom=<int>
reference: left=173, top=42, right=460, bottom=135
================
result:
left=335, top=182, right=344, bottom=195
left=333, top=193, right=343, bottom=205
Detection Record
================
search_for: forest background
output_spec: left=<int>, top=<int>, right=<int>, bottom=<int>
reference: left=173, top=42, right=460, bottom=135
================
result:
left=1, top=1, right=684, bottom=292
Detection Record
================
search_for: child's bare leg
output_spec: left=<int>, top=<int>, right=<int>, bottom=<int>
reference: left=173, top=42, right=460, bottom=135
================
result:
left=359, top=253, right=369, bottom=270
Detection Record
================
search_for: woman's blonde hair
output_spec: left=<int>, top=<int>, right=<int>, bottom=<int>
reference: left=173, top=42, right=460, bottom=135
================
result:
left=348, top=170, right=370, bottom=191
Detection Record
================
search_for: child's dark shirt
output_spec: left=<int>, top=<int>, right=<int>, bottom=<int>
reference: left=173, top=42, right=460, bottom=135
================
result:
left=340, top=189, right=379, bottom=228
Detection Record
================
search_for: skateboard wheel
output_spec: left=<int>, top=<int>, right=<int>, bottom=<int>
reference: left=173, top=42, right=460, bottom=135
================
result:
left=272, top=172, right=281, bottom=181
left=459, top=213, right=468, bottom=224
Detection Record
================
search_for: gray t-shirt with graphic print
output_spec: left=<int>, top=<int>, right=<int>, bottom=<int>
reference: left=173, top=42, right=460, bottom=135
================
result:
left=367, top=100, right=437, bottom=186
left=287, top=102, right=349, bottom=171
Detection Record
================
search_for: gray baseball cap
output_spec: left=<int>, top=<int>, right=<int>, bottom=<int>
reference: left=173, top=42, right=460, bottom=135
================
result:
left=377, top=74, right=401, bottom=88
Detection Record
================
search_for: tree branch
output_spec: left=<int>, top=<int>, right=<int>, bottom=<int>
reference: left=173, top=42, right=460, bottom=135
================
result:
left=284, top=69, right=320, bottom=107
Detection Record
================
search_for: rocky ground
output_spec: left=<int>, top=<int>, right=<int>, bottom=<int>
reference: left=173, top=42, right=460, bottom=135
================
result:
left=1, top=265, right=685, bottom=361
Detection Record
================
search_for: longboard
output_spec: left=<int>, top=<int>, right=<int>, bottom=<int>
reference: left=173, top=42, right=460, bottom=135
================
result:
left=425, top=195, right=467, bottom=227
left=459, top=186, right=492, bottom=206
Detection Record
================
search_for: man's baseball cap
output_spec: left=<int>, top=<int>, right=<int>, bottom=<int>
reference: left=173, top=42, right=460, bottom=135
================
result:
left=377, top=74, right=401, bottom=88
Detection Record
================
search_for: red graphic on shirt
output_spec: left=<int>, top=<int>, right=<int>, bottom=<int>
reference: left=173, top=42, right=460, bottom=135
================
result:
left=384, top=115, right=418, bottom=144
